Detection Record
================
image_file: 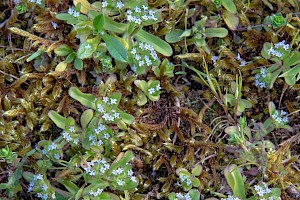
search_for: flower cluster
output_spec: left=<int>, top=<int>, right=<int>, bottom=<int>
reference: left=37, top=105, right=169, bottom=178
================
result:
left=87, top=123, right=111, bottom=147
left=253, top=182, right=278, bottom=200
left=89, top=187, right=103, bottom=197
left=29, top=0, right=42, bottom=5
left=174, top=192, right=192, bottom=200
left=68, top=8, right=80, bottom=17
left=271, top=109, right=288, bottom=126
left=126, top=5, right=158, bottom=25
left=235, top=53, right=247, bottom=67
left=255, top=68, right=268, bottom=88
left=97, top=97, right=121, bottom=123
left=111, top=167, right=138, bottom=187
left=84, top=158, right=110, bottom=177
left=221, top=195, right=241, bottom=200
left=41, top=141, right=62, bottom=160
left=130, top=42, right=158, bottom=74
left=148, top=82, right=161, bottom=95
left=62, top=126, right=79, bottom=146
left=102, top=1, right=124, bottom=9
left=179, top=175, right=192, bottom=186
left=268, top=40, right=290, bottom=58
left=27, top=174, right=55, bottom=200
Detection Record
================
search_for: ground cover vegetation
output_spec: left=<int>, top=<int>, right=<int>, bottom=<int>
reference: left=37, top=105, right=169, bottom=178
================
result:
left=0, top=0, right=300, bottom=199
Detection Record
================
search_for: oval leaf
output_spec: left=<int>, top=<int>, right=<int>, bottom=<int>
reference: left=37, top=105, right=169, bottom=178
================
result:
left=68, top=87, right=96, bottom=109
left=102, top=34, right=128, bottom=62
left=205, top=28, right=228, bottom=38
left=223, top=10, right=239, bottom=30
left=222, top=0, right=237, bottom=14
left=165, top=29, right=185, bottom=43
left=135, top=29, right=173, bottom=56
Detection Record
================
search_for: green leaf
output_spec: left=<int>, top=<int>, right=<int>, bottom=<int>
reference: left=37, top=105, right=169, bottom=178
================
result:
left=26, top=50, right=43, bottom=62
left=93, top=14, right=105, bottom=33
left=135, top=29, right=173, bottom=56
left=268, top=101, right=276, bottom=116
left=48, top=110, right=68, bottom=129
left=222, top=10, right=239, bottom=30
left=68, top=87, right=96, bottom=109
left=222, top=0, right=237, bottom=13
left=54, top=44, right=73, bottom=56
left=66, top=53, right=76, bottom=63
left=74, top=56, right=83, bottom=70
left=283, top=51, right=300, bottom=67
left=188, top=189, right=200, bottom=200
left=261, top=42, right=272, bottom=59
left=205, top=28, right=228, bottom=38
left=103, top=15, right=129, bottom=33
left=192, top=164, right=202, bottom=176
left=77, top=36, right=100, bottom=59
left=108, top=151, right=134, bottom=174
left=80, top=109, right=94, bottom=129
left=59, top=180, right=80, bottom=196
left=120, top=112, right=134, bottom=125
left=102, top=34, right=128, bottom=62
left=224, top=164, right=246, bottom=200
left=165, top=29, right=185, bottom=43
left=55, top=13, right=74, bottom=21
left=55, top=61, right=68, bottom=72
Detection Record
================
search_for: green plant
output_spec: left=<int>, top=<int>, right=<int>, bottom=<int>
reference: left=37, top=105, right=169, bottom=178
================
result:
left=134, top=79, right=161, bottom=106
left=165, top=16, right=228, bottom=54
left=258, top=38, right=300, bottom=87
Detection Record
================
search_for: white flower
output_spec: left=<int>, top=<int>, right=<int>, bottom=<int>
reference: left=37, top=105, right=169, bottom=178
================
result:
left=68, top=8, right=74, bottom=15
left=148, top=88, right=155, bottom=94
left=112, top=167, right=124, bottom=175
left=156, top=84, right=161, bottom=91
left=130, top=176, right=137, bottom=182
left=97, top=104, right=105, bottom=113
left=144, top=55, right=152, bottom=65
left=131, top=48, right=136, bottom=55
left=142, top=5, right=148, bottom=10
left=211, top=55, right=218, bottom=63
left=42, top=184, right=48, bottom=191
left=48, top=142, right=57, bottom=151
left=116, top=1, right=124, bottom=9
left=34, top=174, right=43, bottom=181
left=102, top=1, right=108, bottom=8
left=73, top=11, right=80, bottom=17
left=69, top=126, right=75, bottom=133
left=235, top=53, right=242, bottom=61
left=184, top=193, right=192, bottom=200
left=103, top=97, right=109, bottom=103
left=110, top=98, right=117, bottom=105
left=37, top=193, right=42, bottom=198
left=113, top=112, right=120, bottom=119
left=127, top=169, right=134, bottom=176
left=138, top=60, right=145, bottom=66
left=186, top=178, right=192, bottom=186
left=135, top=54, right=141, bottom=60
left=51, top=22, right=58, bottom=29
left=175, top=193, right=184, bottom=199
left=102, top=133, right=110, bottom=139
left=117, top=179, right=125, bottom=186
left=134, top=6, right=141, bottom=13
left=97, top=140, right=103, bottom=146
left=73, top=138, right=79, bottom=144
left=240, top=59, right=247, bottom=66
